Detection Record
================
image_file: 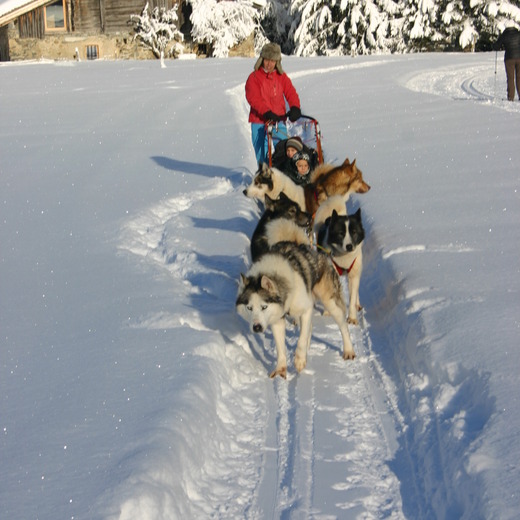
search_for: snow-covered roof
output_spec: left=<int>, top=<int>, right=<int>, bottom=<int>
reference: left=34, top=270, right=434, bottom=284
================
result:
left=0, top=0, right=54, bottom=26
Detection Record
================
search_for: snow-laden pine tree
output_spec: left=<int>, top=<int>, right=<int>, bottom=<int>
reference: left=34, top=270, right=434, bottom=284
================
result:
left=187, top=0, right=261, bottom=57
left=260, top=0, right=294, bottom=54
left=335, top=0, right=405, bottom=55
left=290, top=0, right=405, bottom=56
left=290, top=0, right=336, bottom=56
left=401, top=0, right=444, bottom=50
left=440, top=1, right=466, bottom=49
left=130, top=2, right=184, bottom=66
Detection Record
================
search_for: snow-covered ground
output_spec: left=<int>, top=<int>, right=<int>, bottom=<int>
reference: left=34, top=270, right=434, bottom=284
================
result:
left=1, top=53, right=519, bottom=520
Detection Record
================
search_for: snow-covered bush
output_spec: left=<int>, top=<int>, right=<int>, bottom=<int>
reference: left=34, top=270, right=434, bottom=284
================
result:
left=130, top=2, right=184, bottom=66
left=187, top=0, right=261, bottom=58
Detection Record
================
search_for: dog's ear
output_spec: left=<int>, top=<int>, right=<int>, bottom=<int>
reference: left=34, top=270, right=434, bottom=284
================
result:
left=278, top=191, right=289, bottom=201
left=261, top=163, right=272, bottom=178
left=351, top=158, right=357, bottom=172
left=353, top=207, right=362, bottom=220
left=331, top=209, right=339, bottom=220
left=260, top=275, right=277, bottom=294
left=239, top=273, right=249, bottom=288
left=342, top=157, right=351, bottom=166
left=264, top=194, right=275, bottom=210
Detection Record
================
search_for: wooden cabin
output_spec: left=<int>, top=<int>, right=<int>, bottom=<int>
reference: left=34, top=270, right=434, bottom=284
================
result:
left=0, top=0, right=191, bottom=61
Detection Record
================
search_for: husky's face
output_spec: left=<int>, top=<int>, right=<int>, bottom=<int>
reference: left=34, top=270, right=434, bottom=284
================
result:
left=243, top=163, right=274, bottom=201
left=265, top=193, right=312, bottom=228
left=349, top=172, right=371, bottom=195
left=236, top=273, right=284, bottom=333
left=327, top=208, right=365, bottom=253
left=315, top=158, right=371, bottom=203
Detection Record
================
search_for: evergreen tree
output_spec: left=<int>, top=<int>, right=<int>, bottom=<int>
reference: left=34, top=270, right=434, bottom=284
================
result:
left=290, top=0, right=405, bottom=56
left=187, top=0, right=260, bottom=57
left=290, top=0, right=336, bottom=56
left=402, top=0, right=443, bottom=50
left=439, top=0, right=466, bottom=50
left=336, top=0, right=404, bottom=55
left=260, top=0, right=294, bottom=54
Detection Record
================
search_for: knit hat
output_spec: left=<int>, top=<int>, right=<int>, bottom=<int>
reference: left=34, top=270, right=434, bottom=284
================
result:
left=286, top=137, right=303, bottom=153
left=292, top=151, right=311, bottom=164
left=254, top=43, right=284, bottom=74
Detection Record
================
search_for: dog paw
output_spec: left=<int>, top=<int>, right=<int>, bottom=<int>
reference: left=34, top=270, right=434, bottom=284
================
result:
left=270, top=366, right=287, bottom=379
left=343, top=350, right=356, bottom=360
left=347, top=316, right=359, bottom=325
left=294, top=355, right=307, bottom=373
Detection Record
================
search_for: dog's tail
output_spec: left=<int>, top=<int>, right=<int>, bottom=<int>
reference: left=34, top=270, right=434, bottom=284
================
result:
left=309, top=162, right=334, bottom=184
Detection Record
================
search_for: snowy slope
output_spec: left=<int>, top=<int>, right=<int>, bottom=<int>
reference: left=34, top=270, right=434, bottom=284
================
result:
left=1, top=54, right=519, bottom=520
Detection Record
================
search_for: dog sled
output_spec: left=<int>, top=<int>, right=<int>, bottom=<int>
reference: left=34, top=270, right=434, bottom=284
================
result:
left=266, top=114, right=324, bottom=168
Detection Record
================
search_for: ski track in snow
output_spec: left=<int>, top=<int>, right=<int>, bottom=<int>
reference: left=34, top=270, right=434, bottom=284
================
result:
left=110, top=57, right=513, bottom=518
left=405, top=59, right=520, bottom=112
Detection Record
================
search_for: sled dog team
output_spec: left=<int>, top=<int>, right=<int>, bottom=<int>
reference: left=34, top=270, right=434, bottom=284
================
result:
left=236, top=158, right=371, bottom=378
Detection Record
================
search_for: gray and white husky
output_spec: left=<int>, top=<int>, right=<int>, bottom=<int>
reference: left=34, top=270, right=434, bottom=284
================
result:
left=236, top=242, right=355, bottom=378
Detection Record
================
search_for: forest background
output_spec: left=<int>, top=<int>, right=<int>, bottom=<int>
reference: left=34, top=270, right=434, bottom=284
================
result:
left=161, top=0, right=520, bottom=58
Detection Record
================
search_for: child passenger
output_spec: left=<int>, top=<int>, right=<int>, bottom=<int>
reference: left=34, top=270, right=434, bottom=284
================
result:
left=272, top=136, right=304, bottom=171
left=290, top=151, right=312, bottom=186
left=284, top=137, right=304, bottom=160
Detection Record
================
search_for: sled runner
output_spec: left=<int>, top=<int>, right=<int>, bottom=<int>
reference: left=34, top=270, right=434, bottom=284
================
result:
left=266, top=114, right=324, bottom=168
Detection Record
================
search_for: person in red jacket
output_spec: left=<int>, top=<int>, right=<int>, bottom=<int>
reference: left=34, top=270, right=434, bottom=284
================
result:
left=245, top=43, right=301, bottom=164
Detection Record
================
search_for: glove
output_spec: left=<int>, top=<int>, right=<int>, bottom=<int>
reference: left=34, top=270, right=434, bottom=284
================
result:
left=263, top=111, right=282, bottom=122
left=288, top=106, right=301, bottom=122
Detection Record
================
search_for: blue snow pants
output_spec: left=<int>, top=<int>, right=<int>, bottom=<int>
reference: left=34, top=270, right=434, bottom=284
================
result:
left=251, top=123, right=287, bottom=165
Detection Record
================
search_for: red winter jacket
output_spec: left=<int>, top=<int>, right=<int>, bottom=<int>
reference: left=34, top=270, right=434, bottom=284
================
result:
left=245, top=68, right=300, bottom=124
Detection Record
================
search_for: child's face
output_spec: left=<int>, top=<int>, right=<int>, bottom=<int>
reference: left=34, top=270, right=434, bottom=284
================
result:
left=286, top=146, right=298, bottom=158
left=296, top=160, right=310, bottom=176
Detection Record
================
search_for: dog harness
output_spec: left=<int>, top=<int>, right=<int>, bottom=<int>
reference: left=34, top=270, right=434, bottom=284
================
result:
left=332, top=257, right=357, bottom=276
left=317, top=244, right=357, bottom=275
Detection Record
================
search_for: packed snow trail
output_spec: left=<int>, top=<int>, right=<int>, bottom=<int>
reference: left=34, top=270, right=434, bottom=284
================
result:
left=250, top=323, right=404, bottom=518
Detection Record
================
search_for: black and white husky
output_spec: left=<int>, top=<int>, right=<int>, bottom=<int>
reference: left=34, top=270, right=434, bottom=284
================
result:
left=316, top=198, right=365, bottom=325
left=236, top=242, right=356, bottom=379
left=250, top=193, right=311, bottom=262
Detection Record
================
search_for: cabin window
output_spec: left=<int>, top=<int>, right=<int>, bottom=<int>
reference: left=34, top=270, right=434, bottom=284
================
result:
left=44, top=1, right=66, bottom=32
left=86, top=45, right=99, bottom=60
